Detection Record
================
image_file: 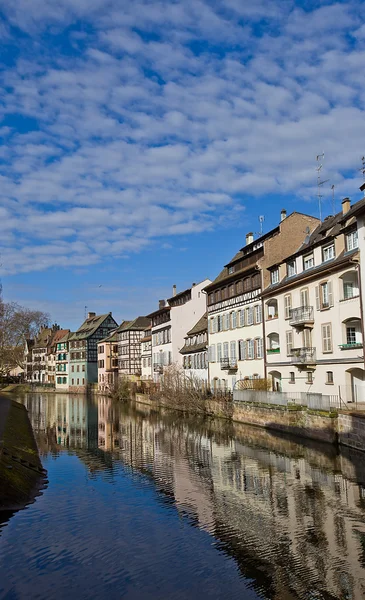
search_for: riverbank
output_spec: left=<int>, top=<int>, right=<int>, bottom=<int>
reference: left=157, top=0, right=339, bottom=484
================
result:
left=0, top=396, right=47, bottom=515
left=135, top=392, right=365, bottom=452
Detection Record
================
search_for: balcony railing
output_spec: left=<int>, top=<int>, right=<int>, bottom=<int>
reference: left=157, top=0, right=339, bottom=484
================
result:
left=289, top=306, right=314, bottom=327
left=290, top=347, right=316, bottom=364
left=153, top=363, right=163, bottom=373
left=220, top=358, right=238, bottom=371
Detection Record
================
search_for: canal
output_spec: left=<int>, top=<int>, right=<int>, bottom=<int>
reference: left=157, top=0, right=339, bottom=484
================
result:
left=2, top=394, right=365, bottom=599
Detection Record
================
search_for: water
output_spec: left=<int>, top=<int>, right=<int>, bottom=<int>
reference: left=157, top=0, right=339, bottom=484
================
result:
left=2, top=395, right=365, bottom=599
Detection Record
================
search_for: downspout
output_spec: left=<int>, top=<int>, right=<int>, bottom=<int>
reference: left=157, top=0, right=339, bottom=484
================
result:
left=353, top=260, right=365, bottom=370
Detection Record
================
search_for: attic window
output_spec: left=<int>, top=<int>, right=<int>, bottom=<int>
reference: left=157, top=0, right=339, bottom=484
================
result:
left=228, top=266, right=235, bottom=274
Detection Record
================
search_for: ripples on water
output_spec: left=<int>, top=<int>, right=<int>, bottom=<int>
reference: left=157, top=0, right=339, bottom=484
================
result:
left=1, top=394, right=365, bottom=599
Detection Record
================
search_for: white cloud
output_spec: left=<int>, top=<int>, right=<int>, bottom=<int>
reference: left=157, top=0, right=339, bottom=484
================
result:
left=0, top=0, right=365, bottom=275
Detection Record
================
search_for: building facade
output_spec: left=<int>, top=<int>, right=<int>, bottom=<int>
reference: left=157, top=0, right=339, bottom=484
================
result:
left=69, top=312, right=118, bottom=393
left=180, top=314, right=208, bottom=385
left=264, top=197, right=365, bottom=401
left=117, top=317, right=151, bottom=380
left=148, top=302, right=172, bottom=382
left=205, top=211, right=320, bottom=391
left=98, top=330, right=119, bottom=393
left=140, top=326, right=152, bottom=380
left=55, top=331, right=72, bottom=391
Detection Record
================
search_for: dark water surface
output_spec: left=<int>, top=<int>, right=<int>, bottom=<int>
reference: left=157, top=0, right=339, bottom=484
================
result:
left=2, top=395, right=365, bottom=599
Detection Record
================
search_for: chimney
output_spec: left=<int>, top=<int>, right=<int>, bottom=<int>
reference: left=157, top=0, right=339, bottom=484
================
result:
left=192, top=282, right=196, bottom=287
left=342, top=197, right=351, bottom=215
left=158, top=300, right=165, bottom=309
left=172, top=284, right=177, bottom=297
left=88, top=312, right=96, bottom=319
left=280, top=209, right=287, bottom=221
left=246, top=232, right=254, bottom=245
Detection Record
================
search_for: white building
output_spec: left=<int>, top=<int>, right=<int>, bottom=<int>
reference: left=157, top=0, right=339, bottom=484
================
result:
left=205, top=211, right=320, bottom=392
left=97, top=330, right=119, bottom=393
left=55, top=331, right=72, bottom=391
left=140, top=326, right=152, bottom=380
left=180, top=313, right=208, bottom=386
left=264, top=197, right=365, bottom=401
left=148, top=302, right=172, bottom=382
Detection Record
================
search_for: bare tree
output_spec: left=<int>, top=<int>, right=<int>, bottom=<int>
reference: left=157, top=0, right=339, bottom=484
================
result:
left=0, top=288, right=50, bottom=377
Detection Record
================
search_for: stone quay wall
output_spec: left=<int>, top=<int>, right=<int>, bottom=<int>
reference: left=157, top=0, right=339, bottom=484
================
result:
left=338, top=412, right=365, bottom=452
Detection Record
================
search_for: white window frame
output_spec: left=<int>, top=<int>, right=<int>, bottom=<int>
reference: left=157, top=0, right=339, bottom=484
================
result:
left=247, top=339, right=255, bottom=360
left=286, top=331, right=293, bottom=356
left=322, top=244, right=335, bottom=262
left=346, top=230, right=358, bottom=251
left=271, top=269, right=279, bottom=285
left=254, top=304, right=262, bottom=324
left=303, top=254, right=314, bottom=270
left=322, top=323, right=333, bottom=353
left=284, top=294, right=292, bottom=320
left=287, top=260, right=296, bottom=277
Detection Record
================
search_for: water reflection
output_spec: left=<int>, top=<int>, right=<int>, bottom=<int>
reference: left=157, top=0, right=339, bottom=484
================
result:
left=15, top=394, right=365, bottom=599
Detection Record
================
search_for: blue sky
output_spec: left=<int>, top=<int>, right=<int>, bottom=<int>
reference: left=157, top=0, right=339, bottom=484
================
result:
left=1, top=0, right=365, bottom=330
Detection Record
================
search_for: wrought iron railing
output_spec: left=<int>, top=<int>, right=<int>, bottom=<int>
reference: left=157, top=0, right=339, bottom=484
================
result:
left=290, top=347, right=316, bottom=363
left=289, top=306, right=314, bottom=326
left=220, top=358, right=238, bottom=370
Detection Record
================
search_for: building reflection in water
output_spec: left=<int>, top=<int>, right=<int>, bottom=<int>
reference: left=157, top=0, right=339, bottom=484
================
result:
left=22, top=393, right=365, bottom=599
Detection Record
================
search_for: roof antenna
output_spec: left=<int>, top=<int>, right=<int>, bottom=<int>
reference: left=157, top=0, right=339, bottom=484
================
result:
left=331, top=184, right=335, bottom=216
left=360, top=156, right=365, bottom=182
left=84, top=305, right=88, bottom=319
left=256, top=215, right=265, bottom=237
left=316, top=153, right=329, bottom=222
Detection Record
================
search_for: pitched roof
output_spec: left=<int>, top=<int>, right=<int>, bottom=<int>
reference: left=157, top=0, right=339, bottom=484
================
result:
left=51, top=329, right=70, bottom=345
left=69, top=313, right=116, bottom=340
left=98, top=329, right=119, bottom=343
left=339, top=197, right=365, bottom=223
left=34, top=327, right=53, bottom=348
left=116, top=316, right=151, bottom=332
left=186, top=313, right=207, bottom=336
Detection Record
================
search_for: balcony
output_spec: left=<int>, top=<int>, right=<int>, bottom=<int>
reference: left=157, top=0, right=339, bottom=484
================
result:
left=153, top=363, right=163, bottom=373
left=220, top=358, right=238, bottom=371
left=290, top=347, right=316, bottom=364
left=289, top=306, right=314, bottom=327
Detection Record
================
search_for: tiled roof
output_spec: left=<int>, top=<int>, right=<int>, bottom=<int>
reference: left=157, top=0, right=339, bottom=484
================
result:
left=34, top=327, right=53, bottom=348
left=98, top=329, right=119, bottom=343
left=116, top=317, right=150, bottom=332
left=186, top=313, right=207, bottom=336
left=69, top=313, right=116, bottom=340
left=180, top=341, right=207, bottom=355
left=339, top=197, right=365, bottom=223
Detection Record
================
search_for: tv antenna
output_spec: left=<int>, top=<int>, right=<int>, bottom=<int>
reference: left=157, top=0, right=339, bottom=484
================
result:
left=316, top=153, right=329, bottom=222
left=258, top=215, right=264, bottom=236
left=331, top=184, right=335, bottom=215
left=84, top=305, right=88, bottom=319
left=360, top=156, right=365, bottom=182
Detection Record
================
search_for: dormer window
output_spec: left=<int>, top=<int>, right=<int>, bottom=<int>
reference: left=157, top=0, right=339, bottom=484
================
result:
left=322, top=243, right=335, bottom=262
left=303, top=253, right=314, bottom=270
left=271, top=269, right=279, bottom=285
left=346, top=230, right=358, bottom=251
left=228, top=266, right=235, bottom=274
left=287, top=260, right=296, bottom=277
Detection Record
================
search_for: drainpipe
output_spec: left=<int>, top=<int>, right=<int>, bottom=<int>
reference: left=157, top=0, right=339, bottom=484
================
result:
left=352, top=259, right=365, bottom=371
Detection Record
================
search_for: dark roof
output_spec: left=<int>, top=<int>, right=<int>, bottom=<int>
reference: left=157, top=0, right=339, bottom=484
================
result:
left=263, top=249, right=358, bottom=297
left=116, top=317, right=150, bottom=332
left=69, top=313, right=116, bottom=340
left=167, top=286, right=191, bottom=304
left=51, top=329, right=70, bottom=345
left=180, top=341, right=208, bottom=355
left=339, top=196, right=365, bottom=223
left=186, top=313, right=207, bottom=336
left=140, top=335, right=152, bottom=343
left=146, top=306, right=171, bottom=319
left=34, top=327, right=53, bottom=348
left=98, top=329, right=119, bottom=344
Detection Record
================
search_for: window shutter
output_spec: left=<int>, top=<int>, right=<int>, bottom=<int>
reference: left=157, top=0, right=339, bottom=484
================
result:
left=223, top=342, right=229, bottom=358
left=328, top=281, right=333, bottom=307
left=286, top=331, right=293, bottom=356
left=315, top=286, right=320, bottom=310
left=230, top=341, right=236, bottom=360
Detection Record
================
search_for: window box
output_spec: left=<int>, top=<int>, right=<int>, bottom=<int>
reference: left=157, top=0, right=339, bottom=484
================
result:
left=339, top=343, right=363, bottom=350
left=267, top=348, right=280, bottom=354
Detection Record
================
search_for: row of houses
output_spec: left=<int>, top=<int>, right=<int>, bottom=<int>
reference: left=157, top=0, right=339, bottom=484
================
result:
left=25, top=186, right=365, bottom=402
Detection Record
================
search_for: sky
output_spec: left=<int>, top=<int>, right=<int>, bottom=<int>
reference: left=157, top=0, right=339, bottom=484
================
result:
left=1, top=0, right=365, bottom=330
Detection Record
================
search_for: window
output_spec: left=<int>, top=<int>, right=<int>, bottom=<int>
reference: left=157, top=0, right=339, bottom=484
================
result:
left=229, top=284, right=235, bottom=297
left=255, top=338, right=263, bottom=359
left=287, top=260, right=296, bottom=277
left=284, top=294, right=292, bottom=319
left=322, top=323, right=333, bottom=353
left=236, top=281, right=243, bottom=294
left=303, top=253, right=314, bottom=270
left=254, top=304, right=262, bottom=324
left=230, top=341, right=237, bottom=363
left=231, top=311, right=237, bottom=329
left=289, top=372, right=295, bottom=384
left=247, top=339, right=255, bottom=359
left=82, top=378, right=85, bottom=385
left=322, top=244, right=335, bottom=262
left=300, top=288, right=309, bottom=307
left=346, top=327, right=357, bottom=345
left=98, top=345, right=104, bottom=354
left=326, top=371, right=334, bottom=384
left=271, top=269, right=279, bottom=284
left=217, top=343, right=222, bottom=362
left=246, top=307, right=254, bottom=326
left=346, top=230, right=358, bottom=251
left=208, top=345, right=216, bottom=362
left=72, top=378, right=74, bottom=385
left=223, top=342, right=229, bottom=359
left=243, top=278, right=251, bottom=291
left=71, top=365, right=74, bottom=372
left=286, top=331, right=293, bottom=356
left=228, top=266, right=235, bottom=274
left=238, top=340, right=246, bottom=360
left=306, top=371, right=313, bottom=384
left=316, top=281, right=333, bottom=310
left=77, top=365, right=80, bottom=372
left=82, top=365, right=85, bottom=371
left=238, top=310, right=245, bottom=327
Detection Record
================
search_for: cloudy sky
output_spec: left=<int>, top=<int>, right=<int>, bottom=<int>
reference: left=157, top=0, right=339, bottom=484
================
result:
left=1, top=0, right=365, bottom=329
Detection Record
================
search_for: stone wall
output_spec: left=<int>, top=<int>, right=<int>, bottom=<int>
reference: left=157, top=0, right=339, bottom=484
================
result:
left=338, top=412, right=365, bottom=452
left=232, top=403, right=338, bottom=443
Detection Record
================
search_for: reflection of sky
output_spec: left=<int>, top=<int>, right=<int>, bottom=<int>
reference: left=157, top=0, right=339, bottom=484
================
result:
left=0, top=452, right=257, bottom=600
